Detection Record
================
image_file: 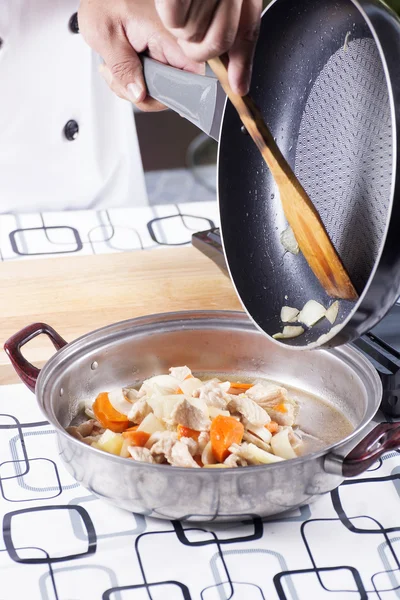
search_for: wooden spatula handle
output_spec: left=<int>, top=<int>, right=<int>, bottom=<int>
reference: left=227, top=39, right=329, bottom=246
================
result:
left=208, top=56, right=316, bottom=212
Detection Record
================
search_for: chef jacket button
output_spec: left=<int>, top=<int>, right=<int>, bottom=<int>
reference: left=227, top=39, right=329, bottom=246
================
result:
left=64, top=120, right=79, bottom=141
left=0, top=39, right=3, bottom=49
left=69, top=12, right=79, bottom=34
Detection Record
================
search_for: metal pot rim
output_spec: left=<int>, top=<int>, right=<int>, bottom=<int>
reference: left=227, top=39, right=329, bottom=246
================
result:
left=34, top=309, right=383, bottom=474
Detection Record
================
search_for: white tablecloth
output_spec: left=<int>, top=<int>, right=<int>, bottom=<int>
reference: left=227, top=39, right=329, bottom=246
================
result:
left=1, top=202, right=399, bottom=599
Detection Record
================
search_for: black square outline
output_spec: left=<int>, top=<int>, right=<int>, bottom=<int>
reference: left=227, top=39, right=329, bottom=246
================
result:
left=68, top=494, right=147, bottom=540
left=135, top=529, right=231, bottom=597
left=3, top=505, right=97, bottom=564
left=103, top=580, right=192, bottom=600
left=200, top=581, right=265, bottom=600
left=0, top=458, right=62, bottom=502
left=9, top=226, right=83, bottom=256
left=273, top=566, right=368, bottom=599
left=331, top=474, right=400, bottom=533
left=172, top=517, right=263, bottom=547
left=147, top=214, right=215, bottom=246
left=0, top=414, right=29, bottom=479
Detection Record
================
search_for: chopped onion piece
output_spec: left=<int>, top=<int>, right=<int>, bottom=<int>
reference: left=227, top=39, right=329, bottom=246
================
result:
left=280, top=226, right=299, bottom=255
left=280, top=306, right=299, bottom=323
left=247, top=426, right=272, bottom=444
left=147, top=395, right=182, bottom=420
left=201, top=441, right=216, bottom=465
left=108, top=388, right=133, bottom=416
left=325, top=301, right=339, bottom=325
left=298, top=300, right=326, bottom=327
left=137, top=413, right=166, bottom=435
left=179, top=377, right=203, bottom=396
left=208, top=406, right=230, bottom=419
left=230, top=443, right=284, bottom=464
left=270, top=428, right=297, bottom=459
left=141, top=375, right=181, bottom=396
left=273, top=326, right=305, bottom=339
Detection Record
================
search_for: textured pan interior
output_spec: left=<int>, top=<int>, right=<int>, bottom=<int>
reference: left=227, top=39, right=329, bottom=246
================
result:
left=218, top=0, right=394, bottom=347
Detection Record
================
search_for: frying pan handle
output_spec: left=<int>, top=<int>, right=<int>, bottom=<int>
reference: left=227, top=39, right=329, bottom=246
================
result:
left=4, top=323, right=67, bottom=392
left=141, top=56, right=225, bottom=141
left=324, top=423, right=400, bottom=477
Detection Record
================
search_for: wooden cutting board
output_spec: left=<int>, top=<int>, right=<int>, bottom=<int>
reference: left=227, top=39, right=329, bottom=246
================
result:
left=0, top=247, right=243, bottom=385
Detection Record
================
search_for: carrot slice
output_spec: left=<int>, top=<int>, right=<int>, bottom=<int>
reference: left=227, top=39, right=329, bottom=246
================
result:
left=184, top=374, right=194, bottom=380
left=274, top=402, right=288, bottom=413
left=210, top=415, right=244, bottom=463
left=122, top=430, right=151, bottom=446
left=92, top=392, right=130, bottom=433
left=229, top=382, right=253, bottom=390
left=177, top=424, right=200, bottom=441
left=265, top=421, right=279, bottom=433
left=194, top=455, right=203, bottom=467
left=125, top=425, right=139, bottom=432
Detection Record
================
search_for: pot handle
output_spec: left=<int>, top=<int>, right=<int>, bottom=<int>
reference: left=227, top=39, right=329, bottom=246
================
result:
left=4, top=323, right=67, bottom=392
left=325, top=423, right=400, bottom=477
left=142, top=56, right=225, bottom=141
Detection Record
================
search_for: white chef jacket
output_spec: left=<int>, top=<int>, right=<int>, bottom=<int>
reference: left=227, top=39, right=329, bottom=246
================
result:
left=0, top=0, right=148, bottom=213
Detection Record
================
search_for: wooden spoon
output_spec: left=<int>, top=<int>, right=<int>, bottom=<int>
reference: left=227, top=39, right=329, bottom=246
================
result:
left=208, top=56, right=358, bottom=301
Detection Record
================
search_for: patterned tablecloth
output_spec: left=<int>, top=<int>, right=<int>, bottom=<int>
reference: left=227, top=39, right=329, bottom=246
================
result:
left=1, top=202, right=399, bottom=600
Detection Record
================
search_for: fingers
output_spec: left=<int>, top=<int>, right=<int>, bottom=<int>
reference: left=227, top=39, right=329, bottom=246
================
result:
left=227, top=0, right=262, bottom=95
left=99, top=63, right=167, bottom=112
left=177, top=0, right=242, bottom=63
left=100, top=29, right=147, bottom=104
left=154, top=0, right=192, bottom=29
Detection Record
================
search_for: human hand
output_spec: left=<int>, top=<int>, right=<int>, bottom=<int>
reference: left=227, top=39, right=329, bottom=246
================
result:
left=155, top=0, right=263, bottom=96
left=78, top=0, right=203, bottom=111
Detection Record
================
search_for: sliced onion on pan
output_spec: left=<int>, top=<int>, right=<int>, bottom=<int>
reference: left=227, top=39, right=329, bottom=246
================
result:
left=280, top=226, right=300, bottom=254
left=298, top=300, right=326, bottom=327
left=325, top=301, right=340, bottom=324
left=273, top=326, right=305, bottom=339
left=280, top=306, right=300, bottom=323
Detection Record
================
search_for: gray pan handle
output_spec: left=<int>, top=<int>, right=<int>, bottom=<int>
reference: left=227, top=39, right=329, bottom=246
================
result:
left=142, top=56, right=226, bottom=141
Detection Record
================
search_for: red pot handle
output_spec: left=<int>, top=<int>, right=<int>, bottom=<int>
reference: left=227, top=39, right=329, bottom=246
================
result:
left=342, top=423, right=400, bottom=477
left=4, top=323, right=67, bottom=392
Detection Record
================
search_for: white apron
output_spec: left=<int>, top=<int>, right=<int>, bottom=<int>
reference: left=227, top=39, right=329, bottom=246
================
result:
left=0, top=0, right=148, bottom=213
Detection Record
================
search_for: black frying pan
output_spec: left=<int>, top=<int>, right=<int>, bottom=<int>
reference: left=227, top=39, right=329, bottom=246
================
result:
left=142, top=0, right=400, bottom=349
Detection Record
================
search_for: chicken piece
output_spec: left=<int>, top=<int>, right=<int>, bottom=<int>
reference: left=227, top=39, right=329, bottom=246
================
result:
left=246, top=382, right=297, bottom=426
left=224, top=453, right=248, bottom=468
left=264, top=405, right=297, bottom=427
left=123, top=387, right=146, bottom=402
left=128, top=398, right=152, bottom=425
left=66, top=419, right=104, bottom=445
left=168, top=441, right=200, bottom=468
left=148, top=431, right=178, bottom=462
left=228, top=396, right=270, bottom=428
left=169, top=398, right=210, bottom=431
left=193, top=379, right=230, bottom=409
left=169, top=366, right=192, bottom=381
left=197, top=431, right=210, bottom=454
left=180, top=436, right=198, bottom=456
left=243, top=431, right=271, bottom=452
left=128, top=446, right=155, bottom=463
left=246, top=382, right=289, bottom=406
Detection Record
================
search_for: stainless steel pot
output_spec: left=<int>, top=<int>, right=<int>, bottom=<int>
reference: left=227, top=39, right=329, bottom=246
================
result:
left=5, top=311, right=400, bottom=522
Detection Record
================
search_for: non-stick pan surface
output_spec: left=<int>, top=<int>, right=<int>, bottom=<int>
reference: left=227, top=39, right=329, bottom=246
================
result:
left=218, top=0, right=400, bottom=348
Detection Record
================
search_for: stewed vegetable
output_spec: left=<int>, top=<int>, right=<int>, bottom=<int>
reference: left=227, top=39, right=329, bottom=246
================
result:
left=66, top=366, right=303, bottom=468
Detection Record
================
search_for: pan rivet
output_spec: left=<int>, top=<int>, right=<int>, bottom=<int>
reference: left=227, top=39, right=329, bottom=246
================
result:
left=59, top=388, right=64, bottom=396
left=240, top=125, right=249, bottom=135
left=91, top=361, right=98, bottom=370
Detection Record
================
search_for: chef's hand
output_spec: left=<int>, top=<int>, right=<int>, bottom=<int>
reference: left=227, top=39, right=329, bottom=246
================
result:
left=155, top=0, right=262, bottom=95
left=78, top=0, right=203, bottom=112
